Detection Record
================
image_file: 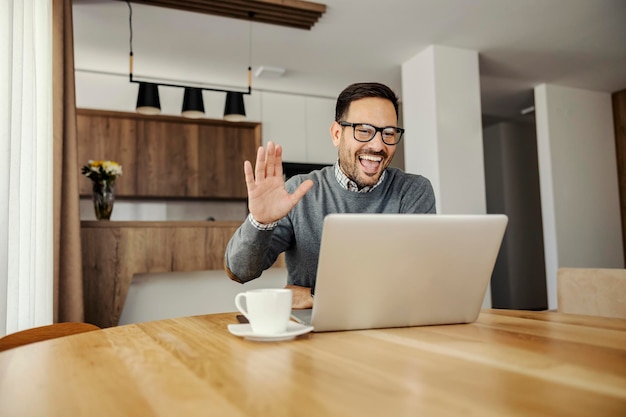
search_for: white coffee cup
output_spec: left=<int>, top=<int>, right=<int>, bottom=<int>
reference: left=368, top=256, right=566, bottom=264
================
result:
left=235, top=288, right=293, bottom=334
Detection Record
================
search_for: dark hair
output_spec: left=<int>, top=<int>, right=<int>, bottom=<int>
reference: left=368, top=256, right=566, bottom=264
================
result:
left=334, top=82, right=400, bottom=122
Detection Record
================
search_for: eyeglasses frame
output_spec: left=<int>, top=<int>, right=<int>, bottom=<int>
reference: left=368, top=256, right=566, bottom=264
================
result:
left=338, top=121, right=405, bottom=145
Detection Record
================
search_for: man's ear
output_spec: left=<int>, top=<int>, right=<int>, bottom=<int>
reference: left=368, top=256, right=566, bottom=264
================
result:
left=330, top=121, right=341, bottom=147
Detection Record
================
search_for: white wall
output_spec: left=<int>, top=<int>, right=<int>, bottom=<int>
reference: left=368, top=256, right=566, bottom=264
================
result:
left=79, top=199, right=249, bottom=222
left=535, top=84, right=624, bottom=309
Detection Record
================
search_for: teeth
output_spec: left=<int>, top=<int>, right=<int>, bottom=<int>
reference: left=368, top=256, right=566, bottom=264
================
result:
left=359, top=155, right=382, bottom=162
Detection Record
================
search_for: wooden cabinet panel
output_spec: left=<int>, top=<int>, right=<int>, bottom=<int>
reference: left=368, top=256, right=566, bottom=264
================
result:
left=81, top=220, right=284, bottom=328
left=77, top=112, right=138, bottom=196
left=81, top=221, right=241, bottom=327
left=76, top=109, right=261, bottom=199
left=198, top=125, right=259, bottom=198
left=136, top=120, right=201, bottom=197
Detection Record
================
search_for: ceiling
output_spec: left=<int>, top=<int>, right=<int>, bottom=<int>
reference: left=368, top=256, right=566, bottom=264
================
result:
left=125, top=0, right=327, bottom=30
left=73, top=0, right=626, bottom=121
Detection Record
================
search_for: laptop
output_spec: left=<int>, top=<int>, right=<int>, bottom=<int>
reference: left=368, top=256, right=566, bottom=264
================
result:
left=291, top=213, right=508, bottom=332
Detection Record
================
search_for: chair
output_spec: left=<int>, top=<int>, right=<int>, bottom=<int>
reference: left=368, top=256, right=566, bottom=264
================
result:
left=557, top=268, right=626, bottom=319
left=0, top=322, right=101, bottom=353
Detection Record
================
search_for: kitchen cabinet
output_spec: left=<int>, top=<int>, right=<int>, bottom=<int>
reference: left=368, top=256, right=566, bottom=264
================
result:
left=305, top=96, right=337, bottom=163
left=81, top=220, right=285, bottom=328
left=261, top=92, right=307, bottom=162
left=77, top=109, right=261, bottom=199
left=260, top=92, right=336, bottom=164
left=76, top=111, right=139, bottom=196
left=81, top=220, right=240, bottom=327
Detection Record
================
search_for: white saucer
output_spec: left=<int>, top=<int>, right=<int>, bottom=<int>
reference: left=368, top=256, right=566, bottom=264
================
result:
left=227, top=322, right=314, bottom=342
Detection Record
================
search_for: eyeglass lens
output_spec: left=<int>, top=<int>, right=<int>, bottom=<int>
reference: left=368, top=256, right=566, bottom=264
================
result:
left=353, top=124, right=401, bottom=144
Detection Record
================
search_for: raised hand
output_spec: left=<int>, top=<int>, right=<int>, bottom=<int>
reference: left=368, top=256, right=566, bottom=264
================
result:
left=244, top=141, right=314, bottom=225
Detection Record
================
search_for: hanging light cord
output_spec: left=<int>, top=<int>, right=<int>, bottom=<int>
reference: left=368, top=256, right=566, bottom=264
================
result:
left=125, top=0, right=250, bottom=95
left=248, top=16, right=252, bottom=66
left=247, top=12, right=254, bottom=92
left=127, top=0, right=134, bottom=81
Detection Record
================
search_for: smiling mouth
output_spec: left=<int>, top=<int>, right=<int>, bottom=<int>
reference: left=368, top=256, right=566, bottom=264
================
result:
left=359, top=154, right=383, bottom=174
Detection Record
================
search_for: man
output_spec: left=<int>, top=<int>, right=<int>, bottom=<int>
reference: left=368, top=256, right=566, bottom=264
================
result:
left=224, top=82, right=436, bottom=309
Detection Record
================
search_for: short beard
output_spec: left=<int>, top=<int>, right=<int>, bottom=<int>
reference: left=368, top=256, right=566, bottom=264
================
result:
left=339, top=155, right=386, bottom=190
left=337, top=132, right=389, bottom=189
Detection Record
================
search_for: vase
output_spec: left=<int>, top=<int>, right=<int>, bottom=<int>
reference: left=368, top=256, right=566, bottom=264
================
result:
left=92, top=180, right=115, bottom=220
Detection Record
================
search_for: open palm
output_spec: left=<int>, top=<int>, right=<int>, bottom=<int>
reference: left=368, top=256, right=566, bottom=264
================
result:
left=244, top=141, right=313, bottom=225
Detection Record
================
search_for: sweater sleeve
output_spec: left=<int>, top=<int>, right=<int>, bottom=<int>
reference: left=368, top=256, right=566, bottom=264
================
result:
left=223, top=175, right=308, bottom=284
left=224, top=215, right=294, bottom=284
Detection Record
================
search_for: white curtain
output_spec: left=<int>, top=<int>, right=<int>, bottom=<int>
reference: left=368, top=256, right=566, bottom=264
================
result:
left=0, top=0, right=54, bottom=336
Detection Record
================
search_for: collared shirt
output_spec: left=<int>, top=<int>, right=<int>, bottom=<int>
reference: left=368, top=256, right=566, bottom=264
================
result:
left=333, top=161, right=386, bottom=193
left=248, top=213, right=278, bottom=230
left=249, top=161, right=386, bottom=230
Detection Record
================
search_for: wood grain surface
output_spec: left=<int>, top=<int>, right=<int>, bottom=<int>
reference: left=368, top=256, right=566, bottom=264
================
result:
left=1, top=310, right=624, bottom=417
left=77, top=109, right=261, bottom=199
left=81, top=221, right=241, bottom=328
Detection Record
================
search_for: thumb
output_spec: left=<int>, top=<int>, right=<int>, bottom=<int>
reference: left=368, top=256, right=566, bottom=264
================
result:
left=288, top=180, right=314, bottom=207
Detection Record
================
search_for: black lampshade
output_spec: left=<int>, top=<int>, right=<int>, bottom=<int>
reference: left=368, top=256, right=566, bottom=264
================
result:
left=136, top=82, right=161, bottom=115
left=223, top=91, right=246, bottom=122
left=181, top=87, right=205, bottom=119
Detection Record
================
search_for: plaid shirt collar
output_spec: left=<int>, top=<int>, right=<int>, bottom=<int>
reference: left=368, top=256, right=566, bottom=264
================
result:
left=333, top=161, right=385, bottom=193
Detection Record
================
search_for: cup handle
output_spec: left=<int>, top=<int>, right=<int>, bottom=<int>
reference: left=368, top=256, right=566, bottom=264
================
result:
left=234, top=293, right=250, bottom=322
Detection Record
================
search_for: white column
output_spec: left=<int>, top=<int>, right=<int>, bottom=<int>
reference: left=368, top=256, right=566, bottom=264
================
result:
left=535, top=84, right=624, bottom=309
left=401, top=45, right=485, bottom=215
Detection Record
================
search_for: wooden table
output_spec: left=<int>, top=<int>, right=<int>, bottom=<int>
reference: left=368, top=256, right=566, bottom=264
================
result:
left=1, top=310, right=625, bottom=416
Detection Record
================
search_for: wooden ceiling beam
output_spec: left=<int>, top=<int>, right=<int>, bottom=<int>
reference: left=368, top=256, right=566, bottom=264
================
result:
left=128, top=0, right=327, bottom=30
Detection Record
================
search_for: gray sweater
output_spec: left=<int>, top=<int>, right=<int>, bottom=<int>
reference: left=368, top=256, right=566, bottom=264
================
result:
left=224, top=166, right=436, bottom=288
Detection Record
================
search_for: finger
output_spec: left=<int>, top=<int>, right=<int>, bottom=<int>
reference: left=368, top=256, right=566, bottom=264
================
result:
left=265, top=141, right=276, bottom=177
left=274, top=145, right=284, bottom=178
left=254, top=146, right=266, bottom=181
left=243, top=160, right=255, bottom=191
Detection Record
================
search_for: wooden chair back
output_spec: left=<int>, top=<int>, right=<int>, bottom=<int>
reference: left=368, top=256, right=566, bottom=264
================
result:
left=557, top=268, right=626, bottom=319
left=0, top=322, right=100, bottom=352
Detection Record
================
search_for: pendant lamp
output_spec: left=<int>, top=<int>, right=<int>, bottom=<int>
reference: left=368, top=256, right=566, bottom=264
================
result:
left=224, top=91, right=246, bottom=122
left=126, top=1, right=253, bottom=121
left=181, top=87, right=205, bottom=119
left=136, top=82, right=161, bottom=115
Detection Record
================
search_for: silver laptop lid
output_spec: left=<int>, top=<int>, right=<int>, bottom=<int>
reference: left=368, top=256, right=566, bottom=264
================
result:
left=308, top=213, right=508, bottom=332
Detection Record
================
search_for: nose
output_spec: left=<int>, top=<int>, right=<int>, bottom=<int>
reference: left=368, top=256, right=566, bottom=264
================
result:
left=367, top=131, right=386, bottom=150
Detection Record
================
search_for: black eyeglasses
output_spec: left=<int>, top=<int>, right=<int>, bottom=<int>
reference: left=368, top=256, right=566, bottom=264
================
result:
left=339, top=121, right=404, bottom=145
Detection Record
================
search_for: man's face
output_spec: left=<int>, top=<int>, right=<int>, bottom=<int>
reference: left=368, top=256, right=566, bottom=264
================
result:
left=330, top=97, right=398, bottom=188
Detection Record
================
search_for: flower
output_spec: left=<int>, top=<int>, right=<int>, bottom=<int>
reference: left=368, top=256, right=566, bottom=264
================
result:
left=81, top=160, right=123, bottom=182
